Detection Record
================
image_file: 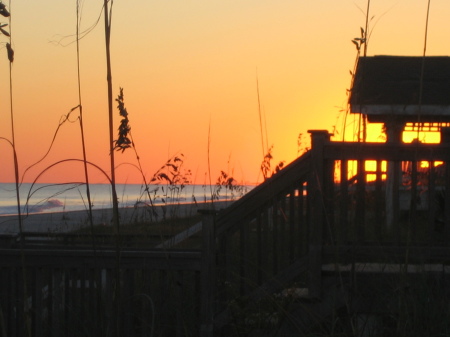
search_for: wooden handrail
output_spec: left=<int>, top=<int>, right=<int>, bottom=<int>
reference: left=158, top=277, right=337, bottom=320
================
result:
left=0, top=248, right=202, bottom=269
left=215, top=150, right=311, bottom=235
left=324, top=141, right=450, bottom=161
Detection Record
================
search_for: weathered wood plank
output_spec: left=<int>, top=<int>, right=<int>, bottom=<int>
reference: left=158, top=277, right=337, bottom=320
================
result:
left=428, top=161, right=436, bottom=243
left=339, top=160, right=349, bottom=243
left=356, top=159, right=366, bottom=242
left=0, top=249, right=202, bottom=270
left=256, top=212, right=263, bottom=285
left=289, top=190, right=295, bottom=263
left=308, top=130, right=329, bottom=299
left=323, top=245, right=450, bottom=263
left=272, top=197, right=279, bottom=276
left=200, top=211, right=215, bottom=337
left=375, top=160, right=383, bottom=240
left=324, top=142, right=450, bottom=161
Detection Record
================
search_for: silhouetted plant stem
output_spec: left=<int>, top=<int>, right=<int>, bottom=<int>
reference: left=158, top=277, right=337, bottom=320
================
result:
left=4, top=2, right=31, bottom=335
left=417, top=0, right=431, bottom=140
left=363, top=0, right=370, bottom=57
left=207, top=118, right=214, bottom=206
left=103, top=0, right=121, bottom=335
left=256, top=72, right=266, bottom=159
left=361, top=0, right=370, bottom=142
left=129, top=132, right=158, bottom=219
left=5, top=2, right=21, bottom=237
left=103, top=1, right=119, bottom=230
left=76, top=0, right=96, bottom=252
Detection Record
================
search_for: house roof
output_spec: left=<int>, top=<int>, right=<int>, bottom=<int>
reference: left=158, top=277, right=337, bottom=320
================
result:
left=349, top=56, right=450, bottom=122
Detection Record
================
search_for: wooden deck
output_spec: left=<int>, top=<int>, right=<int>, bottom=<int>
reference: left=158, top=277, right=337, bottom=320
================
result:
left=2, top=130, right=450, bottom=336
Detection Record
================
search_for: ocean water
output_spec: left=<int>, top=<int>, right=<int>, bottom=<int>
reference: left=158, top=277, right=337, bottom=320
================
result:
left=0, top=183, right=252, bottom=216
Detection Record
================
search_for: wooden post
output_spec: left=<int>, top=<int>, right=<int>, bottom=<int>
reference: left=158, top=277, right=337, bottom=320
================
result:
left=375, top=160, right=383, bottom=240
left=427, top=161, right=436, bottom=243
left=289, top=189, right=296, bottom=263
left=439, top=129, right=450, bottom=241
left=307, top=130, right=330, bottom=299
left=199, top=210, right=217, bottom=337
left=356, top=159, right=366, bottom=241
left=240, top=220, right=250, bottom=296
left=385, top=119, right=403, bottom=237
left=340, top=160, right=349, bottom=243
left=444, top=162, right=450, bottom=240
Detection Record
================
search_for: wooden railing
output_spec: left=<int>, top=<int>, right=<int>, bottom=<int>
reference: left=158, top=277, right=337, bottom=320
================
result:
left=317, top=131, right=450, bottom=247
left=0, top=247, right=204, bottom=337
left=0, top=148, right=315, bottom=337
left=205, top=149, right=313, bottom=332
left=305, top=130, right=450, bottom=301
left=206, top=130, right=450, bottom=331
left=2, top=130, right=450, bottom=336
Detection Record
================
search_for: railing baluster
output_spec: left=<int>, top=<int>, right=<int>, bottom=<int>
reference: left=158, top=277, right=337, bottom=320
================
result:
left=356, top=159, right=366, bottom=242
left=175, top=270, right=184, bottom=337
left=289, top=189, right=295, bottom=264
left=14, top=267, right=22, bottom=337
left=324, top=157, right=335, bottom=244
left=262, top=207, right=269, bottom=277
left=298, top=183, right=306, bottom=257
left=200, top=210, right=215, bottom=337
left=80, top=268, right=87, bottom=334
left=239, top=219, right=250, bottom=296
left=123, top=269, right=133, bottom=336
left=428, top=161, right=436, bottom=243
left=393, top=160, right=401, bottom=244
left=88, top=268, right=97, bottom=336
left=52, top=268, right=63, bottom=337
left=340, top=160, right=348, bottom=244
left=444, top=161, right=450, bottom=240
left=33, top=267, right=43, bottom=336
left=0, top=267, right=11, bottom=336
left=256, top=212, right=263, bottom=285
left=272, top=197, right=279, bottom=276
left=308, top=130, right=329, bottom=299
left=410, top=160, right=418, bottom=242
left=280, top=195, right=287, bottom=268
left=375, top=160, right=383, bottom=240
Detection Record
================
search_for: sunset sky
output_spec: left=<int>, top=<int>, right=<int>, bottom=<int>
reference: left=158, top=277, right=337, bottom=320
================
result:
left=0, top=0, right=449, bottom=185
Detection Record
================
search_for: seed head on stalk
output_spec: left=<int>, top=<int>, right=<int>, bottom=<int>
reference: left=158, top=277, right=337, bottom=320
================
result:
left=114, top=87, right=132, bottom=152
left=6, top=42, right=13, bottom=62
left=0, top=2, right=10, bottom=17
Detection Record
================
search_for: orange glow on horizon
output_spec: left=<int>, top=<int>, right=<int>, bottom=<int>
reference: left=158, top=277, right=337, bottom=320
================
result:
left=1, top=1, right=450, bottom=185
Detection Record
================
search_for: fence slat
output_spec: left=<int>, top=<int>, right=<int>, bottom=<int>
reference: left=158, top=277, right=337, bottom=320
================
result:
left=200, top=211, right=216, bottom=337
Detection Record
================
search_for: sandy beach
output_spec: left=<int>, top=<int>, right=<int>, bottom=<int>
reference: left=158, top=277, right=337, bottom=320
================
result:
left=0, top=200, right=231, bottom=234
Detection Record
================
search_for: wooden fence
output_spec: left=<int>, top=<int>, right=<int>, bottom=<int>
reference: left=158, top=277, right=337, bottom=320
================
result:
left=205, top=130, right=450, bottom=332
left=2, top=130, right=450, bottom=336
left=0, top=247, right=204, bottom=337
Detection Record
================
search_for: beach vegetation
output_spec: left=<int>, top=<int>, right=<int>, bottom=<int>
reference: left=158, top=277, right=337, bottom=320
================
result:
left=297, top=132, right=310, bottom=157
left=112, top=87, right=196, bottom=222
left=260, top=145, right=285, bottom=181
left=113, top=87, right=132, bottom=153
left=212, top=170, right=247, bottom=201
left=0, top=1, right=10, bottom=18
left=110, top=88, right=198, bottom=221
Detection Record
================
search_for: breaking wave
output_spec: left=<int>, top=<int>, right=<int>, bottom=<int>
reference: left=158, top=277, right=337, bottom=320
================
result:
left=27, top=199, right=64, bottom=214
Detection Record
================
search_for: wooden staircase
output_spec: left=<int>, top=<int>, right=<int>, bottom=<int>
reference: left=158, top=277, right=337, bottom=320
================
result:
left=204, top=130, right=450, bottom=336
